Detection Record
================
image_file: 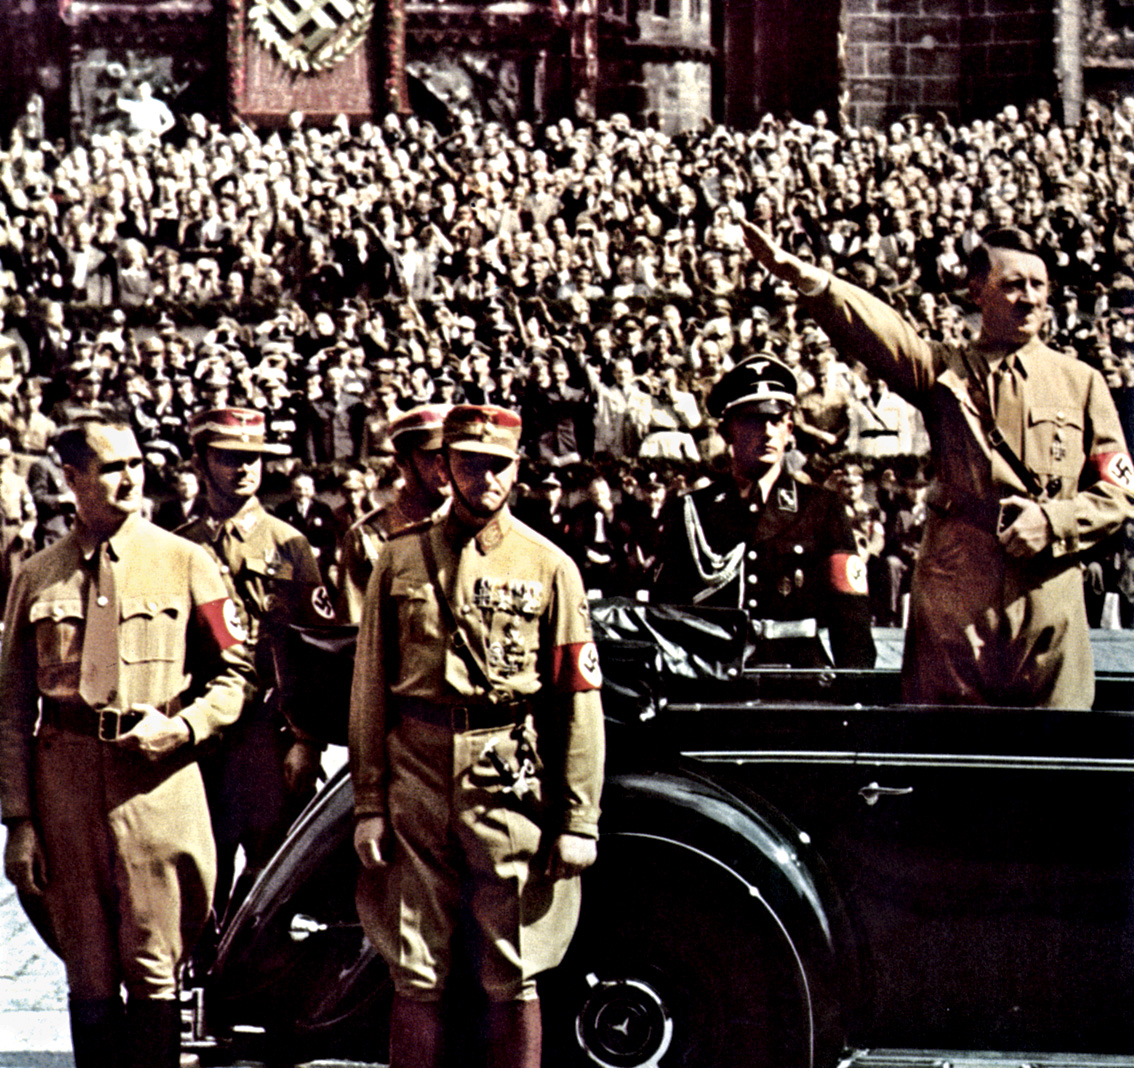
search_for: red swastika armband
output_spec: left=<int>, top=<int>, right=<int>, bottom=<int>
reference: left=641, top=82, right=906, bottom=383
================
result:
left=1092, top=451, right=1134, bottom=491
left=551, top=641, right=603, bottom=692
left=196, top=598, right=246, bottom=649
left=829, top=552, right=869, bottom=595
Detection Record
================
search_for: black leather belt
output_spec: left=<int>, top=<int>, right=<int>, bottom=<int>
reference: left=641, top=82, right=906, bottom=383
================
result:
left=392, top=695, right=530, bottom=732
left=41, top=698, right=180, bottom=741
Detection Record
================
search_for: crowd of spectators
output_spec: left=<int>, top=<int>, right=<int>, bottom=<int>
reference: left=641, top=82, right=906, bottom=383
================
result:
left=0, top=93, right=1133, bottom=627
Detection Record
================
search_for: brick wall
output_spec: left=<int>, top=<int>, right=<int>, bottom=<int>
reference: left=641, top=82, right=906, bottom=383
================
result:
left=844, top=0, right=1056, bottom=128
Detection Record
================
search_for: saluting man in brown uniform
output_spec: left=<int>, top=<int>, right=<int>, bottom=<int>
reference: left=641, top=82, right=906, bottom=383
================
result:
left=337, top=403, right=451, bottom=623
left=745, top=222, right=1134, bottom=707
left=350, top=405, right=605, bottom=1068
left=0, top=415, right=253, bottom=1068
left=178, top=407, right=336, bottom=917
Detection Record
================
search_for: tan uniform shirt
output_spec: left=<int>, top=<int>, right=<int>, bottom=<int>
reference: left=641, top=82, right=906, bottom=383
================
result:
left=350, top=506, right=604, bottom=838
left=0, top=512, right=252, bottom=819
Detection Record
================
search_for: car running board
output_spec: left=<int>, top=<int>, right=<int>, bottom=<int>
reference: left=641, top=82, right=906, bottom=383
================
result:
left=842, top=1053, right=1134, bottom=1068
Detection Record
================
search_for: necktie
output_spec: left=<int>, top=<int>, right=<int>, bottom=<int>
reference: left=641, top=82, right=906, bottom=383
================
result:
left=79, top=541, right=120, bottom=709
left=993, top=359, right=1023, bottom=440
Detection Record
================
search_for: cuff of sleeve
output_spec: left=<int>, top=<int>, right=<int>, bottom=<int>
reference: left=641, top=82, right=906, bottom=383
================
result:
left=560, top=813, right=600, bottom=839
left=354, top=806, right=387, bottom=822
left=1040, top=500, right=1078, bottom=557
left=178, top=703, right=214, bottom=746
left=353, top=788, right=387, bottom=820
left=798, top=271, right=832, bottom=298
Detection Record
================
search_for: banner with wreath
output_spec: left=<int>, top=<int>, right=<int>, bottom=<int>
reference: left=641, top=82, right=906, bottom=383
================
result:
left=247, top=0, right=374, bottom=74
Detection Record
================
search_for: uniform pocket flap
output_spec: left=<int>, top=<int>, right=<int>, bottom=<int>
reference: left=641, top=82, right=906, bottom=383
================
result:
left=121, top=594, right=184, bottom=622
left=29, top=599, right=83, bottom=624
left=1028, top=407, right=1083, bottom=431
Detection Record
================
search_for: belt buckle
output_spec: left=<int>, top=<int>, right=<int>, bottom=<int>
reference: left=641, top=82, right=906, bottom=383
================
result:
left=96, top=707, right=122, bottom=741
left=451, top=705, right=470, bottom=732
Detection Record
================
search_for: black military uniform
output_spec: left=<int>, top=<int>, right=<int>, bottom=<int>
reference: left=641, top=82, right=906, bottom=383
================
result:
left=653, top=357, right=875, bottom=669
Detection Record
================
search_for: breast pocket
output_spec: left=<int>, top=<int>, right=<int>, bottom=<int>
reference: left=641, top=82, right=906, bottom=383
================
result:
left=29, top=598, right=84, bottom=669
left=390, top=577, right=443, bottom=645
left=1027, top=407, right=1085, bottom=480
left=120, top=594, right=186, bottom=665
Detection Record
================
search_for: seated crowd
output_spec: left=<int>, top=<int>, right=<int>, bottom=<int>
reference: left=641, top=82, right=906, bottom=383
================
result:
left=0, top=96, right=1132, bottom=628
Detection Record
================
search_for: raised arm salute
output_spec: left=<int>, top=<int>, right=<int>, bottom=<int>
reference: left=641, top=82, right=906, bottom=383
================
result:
left=744, top=219, right=1134, bottom=708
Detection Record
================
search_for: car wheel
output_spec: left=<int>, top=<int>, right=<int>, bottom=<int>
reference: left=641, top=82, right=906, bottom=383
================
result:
left=542, top=833, right=817, bottom=1068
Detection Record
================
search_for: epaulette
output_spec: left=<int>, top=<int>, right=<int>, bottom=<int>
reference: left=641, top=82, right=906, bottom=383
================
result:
left=387, top=516, right=437, bottom=541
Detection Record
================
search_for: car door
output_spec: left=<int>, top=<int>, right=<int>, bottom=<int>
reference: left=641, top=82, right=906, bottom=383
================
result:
left=831, top=702, right=1134, bottom=1053
left=679, top=689, right=1134, bottom=1054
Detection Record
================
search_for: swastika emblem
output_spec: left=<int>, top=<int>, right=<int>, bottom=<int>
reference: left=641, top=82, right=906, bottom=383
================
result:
left=578, top=641, right=603, bottom=688
left=846, top=555, right=868, bottom=595
left=311, top=585, right=336, bottom=621
left=248, top=0, right=373, bottom=73
left=1107, top=452, right=1134, bottom=490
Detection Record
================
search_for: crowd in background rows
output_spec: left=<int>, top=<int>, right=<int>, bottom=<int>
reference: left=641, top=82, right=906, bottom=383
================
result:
left=0, top=92, right=1133, bottom=627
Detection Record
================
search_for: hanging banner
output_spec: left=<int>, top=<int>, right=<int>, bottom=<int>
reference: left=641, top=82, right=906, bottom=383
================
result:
left=247, top=0, right=374, bottom=74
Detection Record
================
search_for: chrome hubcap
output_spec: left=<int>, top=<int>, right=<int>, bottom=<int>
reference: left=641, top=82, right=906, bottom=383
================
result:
left=575, top=973, right=674, bottom=1068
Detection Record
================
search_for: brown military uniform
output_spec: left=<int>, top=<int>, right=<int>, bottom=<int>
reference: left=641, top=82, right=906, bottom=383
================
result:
left=337, top=498, right=447, bottom=623
left=178, top=496, right=335, bottom=886
left=349, top=506, right=605, bottom=1001
left=0, top=512, right=251, bottom=998
left=807, top=275, right=1134, bottom=706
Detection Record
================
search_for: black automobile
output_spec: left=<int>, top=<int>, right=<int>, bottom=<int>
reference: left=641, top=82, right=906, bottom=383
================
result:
left=197, top=602, right=1134, bottom=1068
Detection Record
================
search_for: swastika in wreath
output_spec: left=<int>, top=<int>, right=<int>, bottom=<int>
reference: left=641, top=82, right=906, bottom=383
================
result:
left=248, top=0, right=374, bottom=74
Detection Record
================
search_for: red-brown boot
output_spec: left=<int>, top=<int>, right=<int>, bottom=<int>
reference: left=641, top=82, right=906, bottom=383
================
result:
left=388, top=994, right=444, bottom=1068
left=486, top=998, right=542, bottom=1068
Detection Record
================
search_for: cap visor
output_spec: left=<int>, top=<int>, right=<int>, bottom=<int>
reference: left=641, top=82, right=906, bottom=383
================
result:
left=207, top=439, right=291, bottom=455
left=447, top=442, right=520, bottom=458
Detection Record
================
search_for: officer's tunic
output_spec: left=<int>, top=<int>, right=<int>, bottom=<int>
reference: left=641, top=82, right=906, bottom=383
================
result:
left=654, top=472, right=876, bottom=668
left=0, top=512, right=251, bottom=998
left=806, top=275, right=1134, bottom=706
left=349, top=507, right=604, bottom=1001
left=178, top=496, right=334, bottom=872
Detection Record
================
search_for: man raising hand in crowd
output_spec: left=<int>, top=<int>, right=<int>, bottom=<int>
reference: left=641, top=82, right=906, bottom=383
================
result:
left=742, top=219, right=1134, bottom=707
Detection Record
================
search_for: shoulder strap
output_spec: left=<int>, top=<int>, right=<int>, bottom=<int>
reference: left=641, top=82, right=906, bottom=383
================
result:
left=959, top=348, right=1047, bottom=498
left=418, top=529, right=496, bottom=692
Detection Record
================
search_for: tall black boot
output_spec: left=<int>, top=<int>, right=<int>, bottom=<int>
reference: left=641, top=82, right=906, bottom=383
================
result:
left=123, top=996, right=181, bottom=1068
left=69, top=995, right=124, bottom=1068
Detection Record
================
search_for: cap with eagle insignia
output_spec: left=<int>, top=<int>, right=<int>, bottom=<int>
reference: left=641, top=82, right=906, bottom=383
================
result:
left=707, top=354, right=799, bottom=419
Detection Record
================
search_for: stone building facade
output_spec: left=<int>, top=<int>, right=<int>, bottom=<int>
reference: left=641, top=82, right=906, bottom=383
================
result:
left=0, top=0, right=1128, bottom=140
